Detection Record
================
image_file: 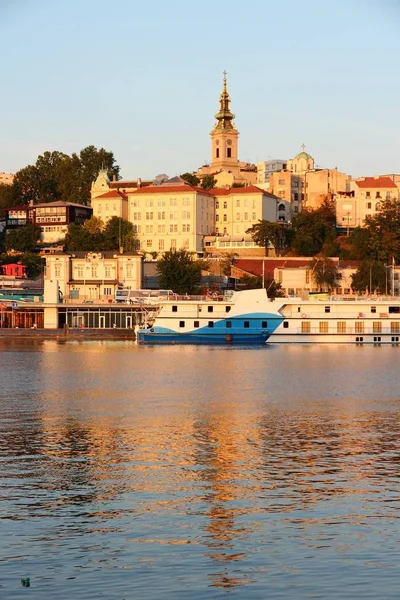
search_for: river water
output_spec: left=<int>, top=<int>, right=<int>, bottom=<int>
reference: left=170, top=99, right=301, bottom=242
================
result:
left=1, top=340, right=400, bottom=599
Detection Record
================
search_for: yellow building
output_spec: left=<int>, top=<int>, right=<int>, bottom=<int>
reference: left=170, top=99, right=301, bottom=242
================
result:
left=196, top=73, right=256, bottom=187
left=335, top=176, right=399, bottom=229
left=128, top=183, right=215, bottom=255
left=213, top=185, right=288, bottom=237
left=0, top=172, right=14, bottom=185
left=43, top=250, right=143, bottom=304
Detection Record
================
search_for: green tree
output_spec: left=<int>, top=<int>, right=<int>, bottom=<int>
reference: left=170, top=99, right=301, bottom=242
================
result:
left=83, top=215, right=104, bottom=235
left=351, top=260, right=387, bottom=295
left=180, top=172, right=200, bottom=187
left=103, top=217, right=138, bottom=251
left=157, top=249, right=208, bottom=294
left=9, top=145, right=120, bottom=207
left=21, top=252, right=44, bottom=278
left=0, top=183, right=17, bottom=219
left=246, top=221, right=288, bottom=253
left=201, top=175, right=217, bottom=190
left=231, top=182, right=245, bottom=188
left=63, top=223, right=97, bottom=251
left=239, top=274, right=284, bottom=298
left=219, top=252, right=238, bottom=277
left=309, top=257, right=338, bottom=291
left=5, top=224, right=41, bottom=252
left=289, top=199, right=337, bottom=256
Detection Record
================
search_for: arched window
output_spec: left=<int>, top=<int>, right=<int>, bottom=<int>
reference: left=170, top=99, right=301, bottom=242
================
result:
left=278, top=203, right=285, bottom=211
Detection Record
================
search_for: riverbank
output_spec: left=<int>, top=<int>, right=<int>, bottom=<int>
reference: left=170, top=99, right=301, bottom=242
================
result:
left=0, top=328, right=136, bottom=339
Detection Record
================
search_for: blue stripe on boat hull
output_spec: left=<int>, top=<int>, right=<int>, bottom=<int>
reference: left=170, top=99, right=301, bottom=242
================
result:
left=137, top=332, right=270, bottom=344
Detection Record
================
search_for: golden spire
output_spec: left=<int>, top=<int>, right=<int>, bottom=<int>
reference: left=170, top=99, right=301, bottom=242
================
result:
left=213, top=70, right=235, bottom=131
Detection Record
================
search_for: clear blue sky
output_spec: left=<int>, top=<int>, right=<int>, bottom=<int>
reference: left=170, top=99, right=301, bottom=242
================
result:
left=1, top=0, right=399, bottom=180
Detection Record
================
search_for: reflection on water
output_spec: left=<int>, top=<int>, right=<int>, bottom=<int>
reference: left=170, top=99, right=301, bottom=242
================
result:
left=1, top=342, right=400, bottom=598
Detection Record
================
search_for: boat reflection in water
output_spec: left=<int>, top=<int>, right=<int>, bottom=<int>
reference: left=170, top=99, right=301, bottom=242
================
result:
left=0, top=342, right=399, bottom=598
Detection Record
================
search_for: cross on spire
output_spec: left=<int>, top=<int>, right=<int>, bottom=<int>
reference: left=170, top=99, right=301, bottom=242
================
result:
left=301, top=143, right=306, bottom=152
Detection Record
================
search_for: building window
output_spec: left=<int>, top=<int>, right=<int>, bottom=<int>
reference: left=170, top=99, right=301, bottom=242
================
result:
left=208, top=306, right=213, bottom=313
left=158, top=212, right=165, bottom=220
left=179, top=321, right=185, bottom=328
left=103, top=287, right=112, bottom=296
left=91, top=266, right=97, bottom=278
left=337, top=321, right=346, bottom=333
left=325, top=306, right=330, bottom=313
left=159, top=239, right=165, bottom=251
left=216, top=148, right=219, bottom=158
left=386, top=192, right=391, bottom=200
left=236, top=199, right=240, bottom=207
left=355, top=321, right=364, bottom=333
left=170, top=224, right=178, bottom=233
left=54, top=264, right=61, bottom=277
left=183, top=239, right=189, bottom=250
left=172, top=306, right=178, bottom=312
left=244, top=212, right=248, bottom=220
left=146, top=239, right=152, bottom=248
left=170, top=239, right=176, bottom=249
left=126, top=265, right=133, bottom=278
left=223, top=201, right=227, bottom=209
left=376, top=192, right=381, bottom=198
left=216, top=201, right=219, bottom=209
left=193, top=321, right=199, bottom=328
left=223, top=214, right=227, bottom=222
left=319, top=321, right=328, bottom=333
left=371, top=306, right=376, bottom=313
left=227, top=148, right=231, bottom=158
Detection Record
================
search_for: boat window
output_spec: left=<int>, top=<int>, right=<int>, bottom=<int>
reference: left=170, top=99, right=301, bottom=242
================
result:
left=225, top=306, right=231, bottom=313
left=283, top=321, right=289, bottom=328
left=179, top=321, right=185, bottom=328
left=389, top=306, right=400, bottom=313
left=371, top=306, right=376, bottom=313
left=208, top=321, right=214, bottom=328
left=325, top=306, right=330, bottom=313
left=262, top=321, right=267, bottom=328
left=194, top=321, right=199, bottom=328
left=172, top=305, right=178, bottom=312
left=373, top=322, right=382, bottom=333
left=208, top=306, right=213, bottom=313
left=244, top=321, right=250, bottom=328
left=226, top=321, right=232, bottom=328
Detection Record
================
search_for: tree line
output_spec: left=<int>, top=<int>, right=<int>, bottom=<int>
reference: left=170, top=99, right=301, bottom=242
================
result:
left=0, top=145, right=119, bottom=218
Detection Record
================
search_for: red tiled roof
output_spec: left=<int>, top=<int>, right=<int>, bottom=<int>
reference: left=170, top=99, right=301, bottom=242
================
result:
left=229, top=185, right=267, bottom=194
left=7, top=205, right=30, bottom=211
left=210, top=185, right=277, bottom=196
left=211, top=188, right=231, bottom=196
left=235, top=258, right=314, bottom=278
left=94, top=190, right=124, bottom=199
left=355, top=176, right=397, bottom=189
left=132, top=185, right=214, bottom=197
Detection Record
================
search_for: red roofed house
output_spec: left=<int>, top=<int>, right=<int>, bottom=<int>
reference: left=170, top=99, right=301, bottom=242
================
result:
left=1, top=263, right=27, bottom=278
left=336, top=176, right=399, bottom=229
left=231, top=257, right=359, bottom=296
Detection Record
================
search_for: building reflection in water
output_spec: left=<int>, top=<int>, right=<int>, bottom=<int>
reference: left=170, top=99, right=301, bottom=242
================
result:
left=2, top=344, right=400, bottom=592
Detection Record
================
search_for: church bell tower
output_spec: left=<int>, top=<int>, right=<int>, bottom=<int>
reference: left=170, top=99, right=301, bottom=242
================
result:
left=210, top=71, right=239, bottom=171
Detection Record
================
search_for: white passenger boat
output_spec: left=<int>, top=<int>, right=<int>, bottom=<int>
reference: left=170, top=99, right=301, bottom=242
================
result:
left=136, top=289, right=400, bottom=345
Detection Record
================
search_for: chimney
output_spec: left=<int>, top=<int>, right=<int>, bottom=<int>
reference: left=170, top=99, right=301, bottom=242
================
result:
left=137, top=178, right=141, bottom=189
